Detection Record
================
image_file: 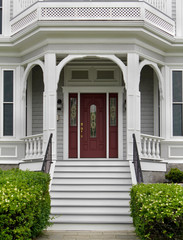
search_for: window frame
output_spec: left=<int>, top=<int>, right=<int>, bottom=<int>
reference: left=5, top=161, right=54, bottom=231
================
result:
left=172, top=69, right=183, bottom=137
left=2, top=69, right=15, bottom=137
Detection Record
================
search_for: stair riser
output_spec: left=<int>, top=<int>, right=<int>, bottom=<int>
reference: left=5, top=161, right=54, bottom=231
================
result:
left=53, top=172, right=131, bottom=178
left=56, top=161, right=130, bottom=166
left=50, top=191, right=130, bottom=199
left=51, top=184, right=132, bottom=191
left=55, top=166, right=130, bottom=171
left=51, top=199, right=130, bottom=206
left=52, top=178, right=132, bottom=184
left=50, top=215, right=132, bottom=223
left=51, top=207, right=130, bottom=215
left=48, top=223, right=134, bottom=231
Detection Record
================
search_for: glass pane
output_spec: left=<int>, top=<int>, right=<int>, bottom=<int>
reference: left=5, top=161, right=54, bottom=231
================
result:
left=90, top=104, right=96, bottom=138
left=110, top=97, right=116, bottom=126
left=70, top=98, right=77, bottom=126
left=72, top=70, right=88, bottom=80
left=173, top=104, right=183, bottom=136
left=173, top=71, right=182, bottom=102
left=4, top=71, right=13, bottom=102
left=97, top=70, right=114, bottom=80
left=4, top=103, right=13, bottom=136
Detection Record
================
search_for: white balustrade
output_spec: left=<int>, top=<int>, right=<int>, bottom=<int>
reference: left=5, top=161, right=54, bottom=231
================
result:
left=143, top=0, right=172, bottom=16
left=141, top=134, right=164, bottom=160
left=22, top=134, right=43, bottom=160
left=13, top=0, right=43, bottom=17
left=11, top=1, right=175, bottom=36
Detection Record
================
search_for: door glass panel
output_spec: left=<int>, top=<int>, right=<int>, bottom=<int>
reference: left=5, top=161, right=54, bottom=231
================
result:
left=70, top=97, right=77, bottom=126
left=110, top=97, right=116, bottom=126
left=90, top=104, right=96, bottom=138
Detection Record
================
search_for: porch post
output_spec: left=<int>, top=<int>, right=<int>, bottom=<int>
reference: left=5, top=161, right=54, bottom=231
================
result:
left=43, top=53, right=57, bottom=162
left=126, top=53, right=141, bottom=160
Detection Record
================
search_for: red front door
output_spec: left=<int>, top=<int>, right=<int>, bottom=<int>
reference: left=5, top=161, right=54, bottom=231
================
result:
left=80, top=93, right=106, bottom=158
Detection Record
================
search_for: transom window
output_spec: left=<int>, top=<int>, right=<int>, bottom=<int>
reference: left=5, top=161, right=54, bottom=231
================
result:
left=172, top=71, right=183, bottom=136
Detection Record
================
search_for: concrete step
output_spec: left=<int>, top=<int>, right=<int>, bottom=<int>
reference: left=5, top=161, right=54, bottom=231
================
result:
left=51, top=206, right=130, bottom=215
left=51, top=198, right=130, bottom=206
left=53, top=171, right=131, bottom=178
left=51, top=184, right=132, bottom=191
left=56, top=160, right=130, bottom=166
left=55, top=166, right=130, bottom=172
left=50, top=215, right=133, bottom=224
left=36, top=230, right=138, bottom=239
left=50, top=191, right=130, bottom=199
left=52, top=178, right=132, bottom=185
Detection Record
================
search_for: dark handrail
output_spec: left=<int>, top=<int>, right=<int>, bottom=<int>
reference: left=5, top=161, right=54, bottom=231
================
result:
left=42, top=133, right=53, bottom=174
left=132, top=133, right=143, bottom=184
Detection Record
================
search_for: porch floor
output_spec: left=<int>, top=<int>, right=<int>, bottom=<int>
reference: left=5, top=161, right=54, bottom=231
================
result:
left=36, top=230, right=139, bottom=240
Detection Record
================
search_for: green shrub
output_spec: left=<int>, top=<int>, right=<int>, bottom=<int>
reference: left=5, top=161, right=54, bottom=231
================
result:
left=130, top=183, right=183, bottom=240
left=0, top=169, right=51, bottom=240
left=165, top=168, right=183, bottom=183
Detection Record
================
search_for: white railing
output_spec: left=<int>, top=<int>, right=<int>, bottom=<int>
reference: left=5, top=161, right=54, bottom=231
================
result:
left=22, top=134, right=43, bottom=160
left=143, top=0, right=172, bottom=16
left=13, top=0, right=43, bottom=17
left=141, top=134, right=164, bottom=160
left=10, top=2, right=175, bottom=36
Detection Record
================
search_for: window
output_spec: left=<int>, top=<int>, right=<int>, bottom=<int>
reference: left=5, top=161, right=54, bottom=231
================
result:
left=3, top=70, right=14, bottom=136
left=172, top=71, right=183, bottom=136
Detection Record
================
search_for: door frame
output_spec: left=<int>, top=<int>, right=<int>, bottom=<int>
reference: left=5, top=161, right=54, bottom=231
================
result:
left=63, top=86, right=124, bottom=159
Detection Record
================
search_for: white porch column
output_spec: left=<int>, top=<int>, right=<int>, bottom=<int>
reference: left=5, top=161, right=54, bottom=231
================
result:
left=43, top=53, right=57, bottom=161
left=126, top=53, right=141, bottom=160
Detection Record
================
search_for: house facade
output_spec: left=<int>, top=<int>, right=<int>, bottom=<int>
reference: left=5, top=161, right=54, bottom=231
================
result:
left=1, top=0, right=183, bottom=230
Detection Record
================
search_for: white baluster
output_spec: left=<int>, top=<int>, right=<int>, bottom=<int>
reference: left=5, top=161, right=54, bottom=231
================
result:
left=147, top=138, right=152, bottom=158
left=37, top=137, right=41, bottom=157
left=152, top=139, right=156, bottom=158
left=25, top=139, right=29, bottom=158
left=156, top=140, right=160, bottom=158
left=29, top=138, right=33, bottom=157
left=142, top=137, right=147, bottom=158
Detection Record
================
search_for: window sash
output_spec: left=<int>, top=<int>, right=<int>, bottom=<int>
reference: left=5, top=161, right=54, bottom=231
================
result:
left=3, top=70, right=14, bottom=136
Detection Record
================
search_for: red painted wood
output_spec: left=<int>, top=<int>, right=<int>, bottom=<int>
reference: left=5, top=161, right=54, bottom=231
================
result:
left=109, top=93, right=118, bottom=158
left=69, top=93, right=77, bottom=158
left=80, top=93, right=106, bottom=158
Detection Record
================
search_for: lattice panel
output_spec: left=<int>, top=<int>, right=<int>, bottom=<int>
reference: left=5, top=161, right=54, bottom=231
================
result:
left=11, top=9, right=38, bottom=33
left=145, top=10, right=174, bottom=34
left=41, top=7, right=141, bottom=19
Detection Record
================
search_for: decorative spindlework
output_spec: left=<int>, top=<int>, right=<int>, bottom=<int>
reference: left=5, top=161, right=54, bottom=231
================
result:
left=11, top=2, right=175, bottom=36
left=11, top=9, right=38, bottom=33
left=145, top=9, right=174, bottom=34
left=141, top=134, right=164, bottom=160
left=41, top=7, right=141, bottom=19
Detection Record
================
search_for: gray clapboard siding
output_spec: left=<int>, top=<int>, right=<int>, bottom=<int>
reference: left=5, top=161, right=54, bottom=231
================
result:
left=140, top=66, right=154, bottom=135
left=32, top=66, right=43, bottom=135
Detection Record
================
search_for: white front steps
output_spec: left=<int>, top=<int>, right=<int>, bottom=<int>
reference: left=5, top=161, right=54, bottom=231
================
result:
left=50, top=159, right=133, bottom=231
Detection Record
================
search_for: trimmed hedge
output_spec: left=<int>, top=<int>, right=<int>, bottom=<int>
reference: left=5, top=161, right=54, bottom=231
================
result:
left=165, top=168, right=183, bottom=183
left=130, top=183, right=183, bottom=240
left=0, top=169, right=51, bottom=240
